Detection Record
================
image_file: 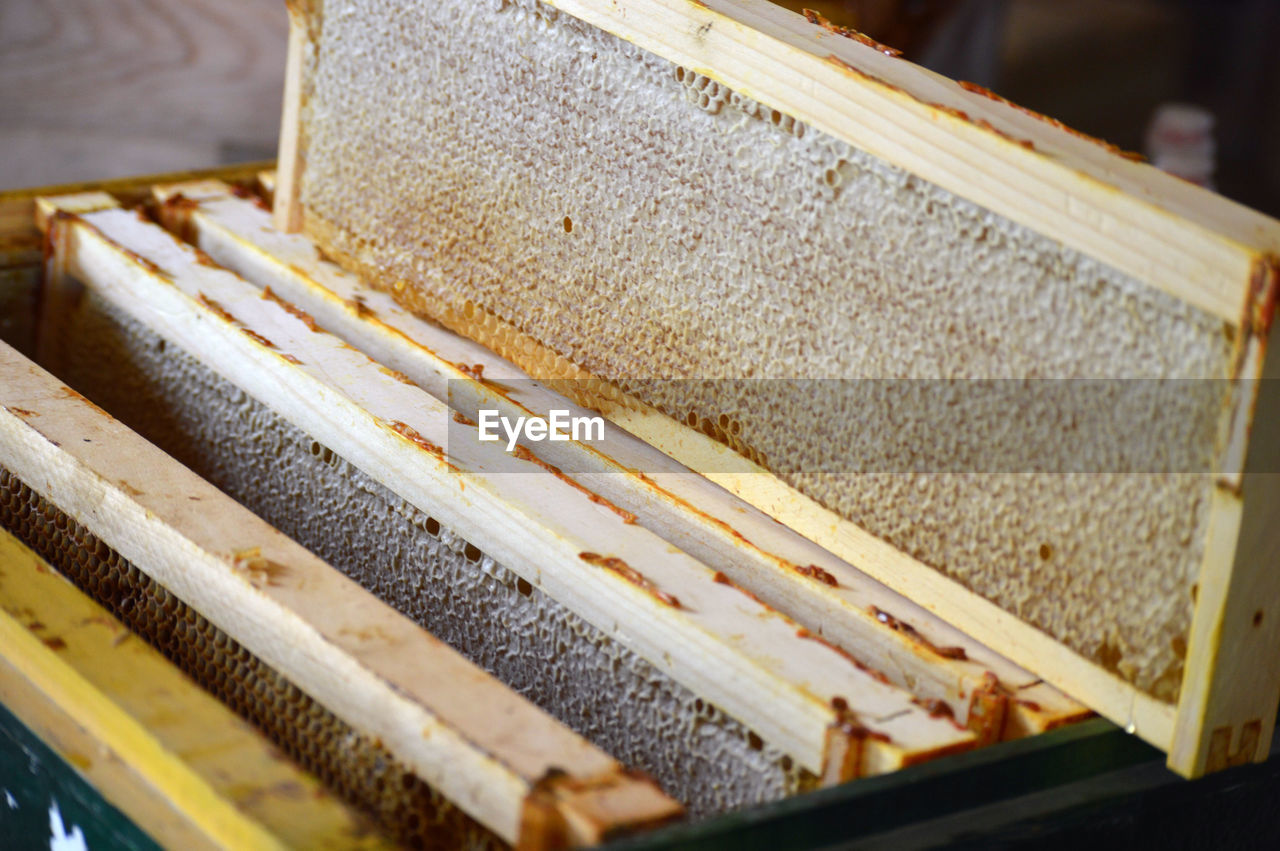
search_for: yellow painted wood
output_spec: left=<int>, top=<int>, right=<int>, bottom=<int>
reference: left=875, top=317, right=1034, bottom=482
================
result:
left=0, top=531, right=289, bottom=850
left=0, top=529, right=392, bottom=849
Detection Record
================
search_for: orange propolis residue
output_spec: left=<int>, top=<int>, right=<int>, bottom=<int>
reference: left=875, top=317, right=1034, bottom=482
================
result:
left=387, top=420, right=459, bottom=472
left=579, top=551, right=681, bottom=608
left=455, top=361, right=485, bottom=380
left=870, top=606, right=968, bottom=661
left=829, top=696, right=892, bottom=742
left=512, top=445, right=637, bottom=524
left=958, top=80, right=1143, bottom=160
left=793, top=562, right=839, bottom=588
left=262, top=285, right=321, bottom=332
left=230, top=182, right=272, bottom=211
left=803, top=9, right=902, bottom=57
left=711, top=570, right=765, bottom=606
left=196, top=292, right=237, bottom=325
left=241, top=328, right=275, bottom=349
left=912, top=696, right=956, bottom=720
left=377, top=365, right=416, bottom=386
left=346, top=295, right=373, bottom=318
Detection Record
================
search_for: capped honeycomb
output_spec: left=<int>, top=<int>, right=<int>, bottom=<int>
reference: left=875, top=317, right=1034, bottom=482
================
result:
left=296, top=0, right=1235, bottom=698
left=39, top=285, right=814, bottom=817
left=0, top=464, right=501, bottom=851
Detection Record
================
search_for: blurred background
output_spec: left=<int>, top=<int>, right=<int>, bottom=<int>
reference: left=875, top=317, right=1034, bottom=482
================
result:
left=2, top=0, right=1277, bottom=217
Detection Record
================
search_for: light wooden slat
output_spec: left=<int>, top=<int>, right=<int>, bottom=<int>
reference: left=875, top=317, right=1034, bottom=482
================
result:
left=272, top=3, right=306, bottom=234
left=156, top=179, right=1094, bottom=742
left=0, top=162, right=274, bottom=263
left=37, top=193, right=978, bottom=780
left=1169, top=340, right=1280, bottom=775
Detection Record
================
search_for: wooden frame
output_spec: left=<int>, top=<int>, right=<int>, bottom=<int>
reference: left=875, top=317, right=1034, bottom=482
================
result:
left=273, top=0, right=1280, bottom=778
left=36, top=192, right=980, bottom=781
left=154, top=177, right=1092, bottom=743
left=0, top=333, right=680, bottom=846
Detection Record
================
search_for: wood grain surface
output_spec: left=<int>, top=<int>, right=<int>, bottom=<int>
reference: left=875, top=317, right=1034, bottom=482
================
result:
left=0, top=0, right=286, bottom=189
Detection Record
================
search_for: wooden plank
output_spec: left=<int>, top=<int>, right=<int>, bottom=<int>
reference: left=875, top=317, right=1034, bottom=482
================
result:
left=272, top=2, right=307, bottom=234
left=36, top=193, right=978, bottom=780
left=1169, top=333, right=1280, bottom=775
left=0, top=528, right=390, bottom=850
left=155, top=179, right=1094, bottom=742
left=0, top=337, right=679, bottom=846
left=0, top=162, right=274, bottom=261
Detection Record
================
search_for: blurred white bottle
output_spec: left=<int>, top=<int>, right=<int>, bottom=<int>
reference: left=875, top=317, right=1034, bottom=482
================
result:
left=1145, top=103, right=1216, bottom=189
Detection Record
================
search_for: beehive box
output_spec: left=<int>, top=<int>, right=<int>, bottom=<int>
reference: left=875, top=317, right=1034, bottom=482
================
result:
left=2, top=164, right=1107, bottom=848
left=0, top=162, right=1271, bottom=848
left=2, top=1, right=1280, bottom=848
left=274, top=0, right=1280, bottom=778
